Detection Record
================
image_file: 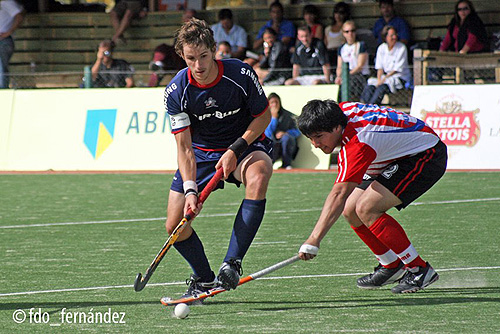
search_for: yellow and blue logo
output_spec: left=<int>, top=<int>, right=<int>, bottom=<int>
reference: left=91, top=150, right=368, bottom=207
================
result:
left=84, top=109, right=117, bottom=159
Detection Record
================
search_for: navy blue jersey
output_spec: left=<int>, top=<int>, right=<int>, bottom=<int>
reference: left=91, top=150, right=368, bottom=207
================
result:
left=164, top=59, right=269, bottom=151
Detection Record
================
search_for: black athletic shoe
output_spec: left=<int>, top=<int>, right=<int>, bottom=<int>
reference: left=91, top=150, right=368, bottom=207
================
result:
left=218, top=259, right=242, bottom=290
left=391, top=262, right=439, bottom=294
left=161, top=274, right=218, bottom=306
left=357, top=262, right=405, bottom=289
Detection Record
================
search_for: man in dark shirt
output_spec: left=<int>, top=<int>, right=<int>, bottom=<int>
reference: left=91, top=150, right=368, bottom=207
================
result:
left=91, top=40, right=134, bottom=88
left=285, top=26, right=330, bottom=85
left=372, top=0, right=410, bottom=46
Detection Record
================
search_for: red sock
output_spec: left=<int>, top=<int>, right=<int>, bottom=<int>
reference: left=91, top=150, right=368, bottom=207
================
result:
left=351, top=224, right=400, bottom=269
left=369, top=214, right=427, bottom=268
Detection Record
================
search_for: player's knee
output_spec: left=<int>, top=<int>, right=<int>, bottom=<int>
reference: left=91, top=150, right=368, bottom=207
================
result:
left=245, top=169, right=270, bottom=192
left=165, top=220, right=176, bottom=235
left=354, top=199, right=376, bottom=223
left=342, top=205, right=358, bottom=225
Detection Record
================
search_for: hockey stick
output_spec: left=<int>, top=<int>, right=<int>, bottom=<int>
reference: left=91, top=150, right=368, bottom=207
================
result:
left=134, top=168, right=224, bottom=292
left=160, top=254, right=300, bottom=306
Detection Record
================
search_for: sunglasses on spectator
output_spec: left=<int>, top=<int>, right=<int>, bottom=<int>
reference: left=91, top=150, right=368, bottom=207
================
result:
left=457, top=6, right=470, bottom=11
left=343, top=29, right=356, bottom=33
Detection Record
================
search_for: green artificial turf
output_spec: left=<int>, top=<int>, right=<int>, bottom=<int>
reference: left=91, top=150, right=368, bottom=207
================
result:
left=1, top=172, right=499, bottom=333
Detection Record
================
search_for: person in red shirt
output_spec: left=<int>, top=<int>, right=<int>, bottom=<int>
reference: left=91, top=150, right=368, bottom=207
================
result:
left=439, top=0, right=488, bottom=53
left=297, top=100, right=447, bottom=294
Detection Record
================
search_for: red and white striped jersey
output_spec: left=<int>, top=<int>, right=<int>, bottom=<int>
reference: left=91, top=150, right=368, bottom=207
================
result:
left=336, top=102, right=440, bottom=184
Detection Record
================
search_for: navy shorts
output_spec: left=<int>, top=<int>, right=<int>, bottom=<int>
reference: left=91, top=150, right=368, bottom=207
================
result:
left=171, top=137, right=273, bottom=193
left=357, top=140, right=447, bottom=210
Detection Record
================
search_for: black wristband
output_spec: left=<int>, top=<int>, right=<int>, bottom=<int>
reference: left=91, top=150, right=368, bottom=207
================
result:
left=228, top=137, right=249, bottom=158
left=184, top=188, right=198, bottom=198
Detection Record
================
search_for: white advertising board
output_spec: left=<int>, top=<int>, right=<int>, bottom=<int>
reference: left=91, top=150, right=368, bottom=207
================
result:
left=411, top=85, right=500, bottom=170
left=1, top=85, right=339, bottom=171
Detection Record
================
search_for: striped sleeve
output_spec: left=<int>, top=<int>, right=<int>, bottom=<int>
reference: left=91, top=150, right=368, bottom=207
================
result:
left=336, top=138, right=377, bottom=184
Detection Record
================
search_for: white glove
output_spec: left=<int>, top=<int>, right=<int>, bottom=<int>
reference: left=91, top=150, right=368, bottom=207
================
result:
left=299, top=243, right=319, bottom=256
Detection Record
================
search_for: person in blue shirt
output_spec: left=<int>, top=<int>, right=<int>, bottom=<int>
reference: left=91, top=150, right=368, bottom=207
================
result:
left=211, top=8, right=248, bottom=59
left=162, top=18, right=273, bottom=303
left=253, top=1, right=296, bottom=51
left=265, top=93, right=300, bottom=169
left=372, top=0, right=411, bottom=46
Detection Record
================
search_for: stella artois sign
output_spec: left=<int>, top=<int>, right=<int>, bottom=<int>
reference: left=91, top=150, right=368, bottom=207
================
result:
left=421, top=100, right=480, bottom=146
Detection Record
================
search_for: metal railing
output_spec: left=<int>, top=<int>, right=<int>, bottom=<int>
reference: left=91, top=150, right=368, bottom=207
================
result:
left=5, top=63, right=499, bottom=106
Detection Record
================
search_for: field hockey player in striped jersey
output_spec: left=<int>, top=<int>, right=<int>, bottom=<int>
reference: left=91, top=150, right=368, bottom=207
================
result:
left=297, top=100, right=447, bottom=294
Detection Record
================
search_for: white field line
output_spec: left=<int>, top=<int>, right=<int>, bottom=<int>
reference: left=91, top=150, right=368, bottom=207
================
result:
left=0, top=265, right=499, bottom=298
left=2, top=197, right=500, bottom=229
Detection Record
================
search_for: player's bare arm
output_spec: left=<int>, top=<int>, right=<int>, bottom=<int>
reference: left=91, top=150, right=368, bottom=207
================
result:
left=299, top=181, right=357, bottom=260
left=174, top=129, right=202, bottom=215
left=216, top=108, right=271, bottom=179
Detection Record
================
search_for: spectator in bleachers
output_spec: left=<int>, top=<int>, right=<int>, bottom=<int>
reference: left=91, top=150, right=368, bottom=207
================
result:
left=373, top=0, right=410, bottom=46
left=303, top=4, right=323, bottom=41
left=265, top=92, right=300, bottom=170
left=211, top=8, right=248, bottom=59
left=439, top=0, right=488, bottom=54
left=92, top=40, right=135, bottom=88
left=285, top=26, right=330, bottom=85
left=215, top=41, right=232, bottom=60
left=335, top=20, right=370, bottom=100
left=361, top=25, right=411, bottom=105
left=324, top=2, right=350, bottom=67
left=110, top=0, right=148, bottom=45
left=148, top=43, right=186, bottom=87
left=147, top=8, right=195, bottom=87
left=253, top=1, right=296, bottom=51
left=182, top=8, right=197, bottom=22
left=0, top=0, right=25, bottom=89
left=254, top=27, right=292, bottom=86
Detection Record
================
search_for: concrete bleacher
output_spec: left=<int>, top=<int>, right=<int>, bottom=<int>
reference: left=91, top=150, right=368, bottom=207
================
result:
left=10, top=0, right=500, bottom=89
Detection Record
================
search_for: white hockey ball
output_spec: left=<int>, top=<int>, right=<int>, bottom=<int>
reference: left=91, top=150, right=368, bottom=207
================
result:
left=174, top=303, right=190, bottom=319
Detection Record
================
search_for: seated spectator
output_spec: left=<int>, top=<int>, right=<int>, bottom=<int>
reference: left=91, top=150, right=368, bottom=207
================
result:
left=147, top=8, right=196, bottom=87
left=373, top=0, right=410, bottom=46
left=215, top=41, right=232, bottom=60
left=254, top=28, right=292, bottom=86
left=148, top=43, right=186, bottom=87
left=361, top=26, right=411, bottom=105
left=253, top=1, right=296, bottom=51
left=182, top=8, right=197, bottom=22
left=211, top=8, right=247, bottom=59
left=439, top=0, right=488, bottom=53
left=0, top=0, right=25, bottom=89
left=110, top=0, right=148, bottom=45
left=335, top=20, right=370, bottom=100
left=92, top=40, right=134, bottom=88
left=285, top=26, right=330, bottom=85
left=303, top=4, right=323, bottom=41
left=264, top=92, right=300, bottom=170
left=324, top=2, right=350, bottom=68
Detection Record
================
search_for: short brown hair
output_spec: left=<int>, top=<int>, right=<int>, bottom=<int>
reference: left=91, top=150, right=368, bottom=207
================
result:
left=381, top=25, right=397, bottom=41
left=174, top=18, right=216, bottom=57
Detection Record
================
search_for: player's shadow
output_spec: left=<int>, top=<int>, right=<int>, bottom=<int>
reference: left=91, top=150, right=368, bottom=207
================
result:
left=211, top=286, right=500, bottom=311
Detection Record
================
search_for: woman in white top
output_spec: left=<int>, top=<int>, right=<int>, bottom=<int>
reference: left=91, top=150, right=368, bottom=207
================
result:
left=323, top=2, right=350, bottom=67
left=360, top=25, right=411, bottom=105
left=335, top=20, right=370, bottom=99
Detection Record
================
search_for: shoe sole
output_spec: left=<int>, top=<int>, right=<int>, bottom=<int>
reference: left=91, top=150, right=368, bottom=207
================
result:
left=395, top=273, right=440, bottom=294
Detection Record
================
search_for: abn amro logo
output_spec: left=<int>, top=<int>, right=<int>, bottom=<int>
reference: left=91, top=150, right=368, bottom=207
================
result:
left=84, top=109, right=117, bottom=159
